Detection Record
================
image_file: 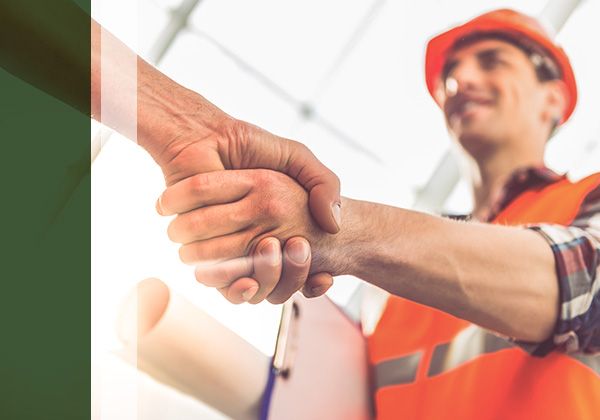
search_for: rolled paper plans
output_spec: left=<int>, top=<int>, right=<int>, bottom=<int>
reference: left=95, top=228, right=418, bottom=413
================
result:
left=118, top=278, right=269, bottom=420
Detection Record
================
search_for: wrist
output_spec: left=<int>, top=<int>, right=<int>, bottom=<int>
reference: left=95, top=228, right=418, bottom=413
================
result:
left=312, top=197, right=366, bottom=276
left=136, top=59, right=232, bottom=167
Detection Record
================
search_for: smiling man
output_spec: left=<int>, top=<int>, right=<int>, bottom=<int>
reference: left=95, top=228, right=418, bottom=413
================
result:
left=160, top=9, right=600, bottom=418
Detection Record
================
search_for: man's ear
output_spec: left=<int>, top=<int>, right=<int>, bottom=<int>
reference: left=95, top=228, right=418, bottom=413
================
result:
left=543, top=79, right=569, bottom=125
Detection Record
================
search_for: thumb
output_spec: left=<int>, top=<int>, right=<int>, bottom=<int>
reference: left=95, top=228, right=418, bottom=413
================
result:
left=309, top=184, right=341, bottom=234
left=283, top=139, right=341, bottom=234
left=230, top=121, right=341, bottom=233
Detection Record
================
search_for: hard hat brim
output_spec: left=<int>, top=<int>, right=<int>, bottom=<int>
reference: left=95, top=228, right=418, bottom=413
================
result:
left=425, top=9, right=577, bottom=124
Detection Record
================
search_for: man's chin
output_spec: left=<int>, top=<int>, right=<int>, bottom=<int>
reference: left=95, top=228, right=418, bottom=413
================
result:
left=453, top=116, right=496, bottom=139
left=453, top=125, right=500, bottom=155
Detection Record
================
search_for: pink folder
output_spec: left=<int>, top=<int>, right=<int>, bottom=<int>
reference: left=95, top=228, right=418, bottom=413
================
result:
left=262, top=294, right=373, bottom=420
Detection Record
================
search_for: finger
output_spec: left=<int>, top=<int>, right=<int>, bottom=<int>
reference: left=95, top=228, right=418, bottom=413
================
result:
left=168, top=201, right=251, bottom=244
left=248, top=237, right=283, bottom=304
left=179, top=231, right=252, bottom=265
left=279, top=139, right=341, bottom=234
left=267, top=237, right=311, bottom=304
left=217, top=278, right=260, bottom=304
left=310, top=184, right=341, bottom=234
left=301, top=272, right=334, bottom=298
left=194, top=256, right=253, bottom=288
left=157, top=171, right=252, bottom=216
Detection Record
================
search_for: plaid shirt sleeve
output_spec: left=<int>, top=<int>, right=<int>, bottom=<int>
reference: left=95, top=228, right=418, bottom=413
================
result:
left=519, top=185, right=600, bottom=356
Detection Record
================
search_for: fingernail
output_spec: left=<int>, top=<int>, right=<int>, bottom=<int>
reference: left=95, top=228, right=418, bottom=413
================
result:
left=310, top=285, right=329, bottom=297
left=332, top=202, right=341, bottom=230
left=288, top=240, right=310, bottom=264
left=241, top=286, right=259, bottom=302
left=156, top=195, right=164, bottom=215
left=259, top=240, right=281, bottom=266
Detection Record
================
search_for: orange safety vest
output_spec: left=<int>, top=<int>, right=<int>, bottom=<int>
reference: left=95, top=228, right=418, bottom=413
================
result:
left=367, top=173, right=600, bottom=420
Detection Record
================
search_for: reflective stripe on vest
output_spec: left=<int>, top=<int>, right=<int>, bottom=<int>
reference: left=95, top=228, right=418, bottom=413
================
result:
left=367, top=172, right=600, bottom=420
left=373, top=325, right=600, bottom=390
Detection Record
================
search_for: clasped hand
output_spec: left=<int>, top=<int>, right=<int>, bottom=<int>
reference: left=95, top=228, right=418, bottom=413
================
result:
left=159, top=169, right=335, bottom=304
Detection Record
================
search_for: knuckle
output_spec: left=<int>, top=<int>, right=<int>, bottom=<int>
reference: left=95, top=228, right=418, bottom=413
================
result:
left=228, top=202, right=250, bottom=226
left=187, top=212, right=204, bottom=235
left=188, top=174, right=203, bottom=194
left=290, top=139, right=308, bottom=155
left=191, top=243, right=210, bottom=263
left=189, top=173, right=209, bottom=196
left=195, top=245, right=211, bottom=262
left=258, top=194, right=284, bottom=220
left=330, top=172, right=341, bottom=188
left=251, top=169, right=271, bottom=189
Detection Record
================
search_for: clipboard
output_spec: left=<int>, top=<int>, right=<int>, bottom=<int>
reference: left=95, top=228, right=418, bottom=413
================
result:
left=261, top=294, right=373, bottom=420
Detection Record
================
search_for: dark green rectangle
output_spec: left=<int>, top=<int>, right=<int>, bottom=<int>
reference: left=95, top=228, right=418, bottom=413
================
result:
left=0, top=1, right=90, bottom=419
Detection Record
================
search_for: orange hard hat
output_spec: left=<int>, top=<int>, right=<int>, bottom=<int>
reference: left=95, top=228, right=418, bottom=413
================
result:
left=425, top=9, right=577, bottom=124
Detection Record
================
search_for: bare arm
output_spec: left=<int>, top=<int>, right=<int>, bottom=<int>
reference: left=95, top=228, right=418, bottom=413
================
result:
left=333, top=198, right=558, bottom=342
left=90, top=20, right=341, bottom=233
left=163, top=170, right=561, bottom=342
left=1, top=5, right=342, bottom=234
left=3, top=10, right=339, bottom=301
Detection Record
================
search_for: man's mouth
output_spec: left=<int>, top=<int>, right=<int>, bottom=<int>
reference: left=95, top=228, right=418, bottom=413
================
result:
left=446, top=94, right=495, bottom=121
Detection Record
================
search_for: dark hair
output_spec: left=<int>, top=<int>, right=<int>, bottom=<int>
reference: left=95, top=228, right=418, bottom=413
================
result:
left=448, top=31, right=562, bottom=82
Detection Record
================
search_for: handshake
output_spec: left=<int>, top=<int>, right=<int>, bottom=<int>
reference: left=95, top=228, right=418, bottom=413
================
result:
left=91, top=20, right=349, bottom=306
left=152, top=117, right=345, bottom=305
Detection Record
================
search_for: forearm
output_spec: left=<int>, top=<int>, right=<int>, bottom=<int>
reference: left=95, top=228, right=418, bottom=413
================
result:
left=91, top=20, right=231, bottom=165
left=329, top=198, right=559, bottom=342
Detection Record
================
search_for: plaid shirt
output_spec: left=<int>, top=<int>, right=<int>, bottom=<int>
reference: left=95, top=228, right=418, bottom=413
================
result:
left=481, top=167, right=600, bottom=356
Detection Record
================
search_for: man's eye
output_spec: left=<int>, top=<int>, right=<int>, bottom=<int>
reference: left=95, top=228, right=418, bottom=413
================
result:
left=480, top=56, right=502, bottom=70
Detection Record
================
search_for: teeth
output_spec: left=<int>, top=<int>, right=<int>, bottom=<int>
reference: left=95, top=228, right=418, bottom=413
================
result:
left=463, top=101, right=476, bottom=111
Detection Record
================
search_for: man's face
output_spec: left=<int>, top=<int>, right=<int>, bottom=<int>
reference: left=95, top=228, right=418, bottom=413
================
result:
left=440, top=39, right=550, bottom=155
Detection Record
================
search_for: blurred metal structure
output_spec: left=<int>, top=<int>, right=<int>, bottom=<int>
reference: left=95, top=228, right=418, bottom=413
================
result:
left=185, top=0, right=388, bottom=162
left=187, top=24, right=383, bottom=162
left=92, top=0, right=389, bottom=163
left=539, top=0, right=584, bottom=36
left=148, top=0, right=201, bottom=64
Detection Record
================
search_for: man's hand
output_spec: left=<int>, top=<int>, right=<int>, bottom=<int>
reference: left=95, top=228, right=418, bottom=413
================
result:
left=149, top=115, right=337, bottom=303
left=150, top=116, right=342, bottom=235
left=90, top=21, right=340, bottom=301
left=210, top=237, right=334, bottom=304
left=159, top=169, right=338, bottom=304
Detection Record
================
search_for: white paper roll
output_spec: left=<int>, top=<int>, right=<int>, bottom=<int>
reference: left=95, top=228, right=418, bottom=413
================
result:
left=118, top=278, right=269, bottom=420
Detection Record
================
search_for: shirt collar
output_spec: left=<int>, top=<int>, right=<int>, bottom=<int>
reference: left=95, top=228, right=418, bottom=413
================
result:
left=488, top=166, right=564, bottom=221
left=445, top=166, right=565, bottom=222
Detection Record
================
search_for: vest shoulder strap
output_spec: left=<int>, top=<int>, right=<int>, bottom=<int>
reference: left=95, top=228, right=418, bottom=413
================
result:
left=493, top=172, right=600, bottom=225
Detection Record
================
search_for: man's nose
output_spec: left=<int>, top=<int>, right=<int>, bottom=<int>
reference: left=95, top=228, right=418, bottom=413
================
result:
left=445, top=59, right=483, bottom=97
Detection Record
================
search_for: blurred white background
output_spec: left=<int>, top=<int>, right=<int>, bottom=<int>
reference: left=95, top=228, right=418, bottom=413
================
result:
left=91, top=1, right=600, bottom=418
